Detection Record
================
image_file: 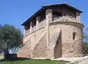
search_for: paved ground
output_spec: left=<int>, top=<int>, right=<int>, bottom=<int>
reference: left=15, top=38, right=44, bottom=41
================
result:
left=78, top=59, right=88, bottom=64
left=52, top=56, right=88, bottom=64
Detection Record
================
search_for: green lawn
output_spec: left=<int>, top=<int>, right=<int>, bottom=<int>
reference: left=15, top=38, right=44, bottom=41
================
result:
left=0, top=58, right=68, bottom=64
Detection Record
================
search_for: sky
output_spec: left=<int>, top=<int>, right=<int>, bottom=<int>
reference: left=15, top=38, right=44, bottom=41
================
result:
left=0, top=0, right=88, bottom=33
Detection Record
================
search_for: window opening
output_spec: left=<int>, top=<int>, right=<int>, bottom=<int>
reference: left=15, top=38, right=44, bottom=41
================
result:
left=73, top=32, right=76, bottom=40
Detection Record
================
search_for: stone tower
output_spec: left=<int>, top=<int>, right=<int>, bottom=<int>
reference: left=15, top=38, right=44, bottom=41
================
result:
left=18, top=3, right=84, bottom=59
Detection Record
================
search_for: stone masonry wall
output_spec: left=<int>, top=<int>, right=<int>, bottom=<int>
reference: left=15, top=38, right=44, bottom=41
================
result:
left=17, top=27, right=45, bottom=58
left=33, top=34, right=47, bottom=58
left=49, top=21, right=83, bottom=57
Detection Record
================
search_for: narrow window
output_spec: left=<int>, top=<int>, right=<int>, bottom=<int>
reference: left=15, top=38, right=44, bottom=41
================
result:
left=73, top=32, right=76, bottom=40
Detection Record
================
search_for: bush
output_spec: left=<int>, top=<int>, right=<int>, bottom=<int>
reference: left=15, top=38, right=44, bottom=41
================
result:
left=83, top=42, right=88, bottom=55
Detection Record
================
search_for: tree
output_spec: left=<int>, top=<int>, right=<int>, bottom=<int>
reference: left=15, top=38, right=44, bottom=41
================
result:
left=0, top=24, right=23, bottom=58
left=83, top=28, right=88, bottom=55
left=83, top=28, right=88, bottom=43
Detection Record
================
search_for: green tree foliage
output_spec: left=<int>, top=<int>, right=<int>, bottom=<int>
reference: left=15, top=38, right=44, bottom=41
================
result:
left=0, top=24, right=23, bottom=52
left=83, top=28, right=88, bottom=55
left=83, top=28, right=88, bottom=43
left=83, top=42, right=88, bottom=55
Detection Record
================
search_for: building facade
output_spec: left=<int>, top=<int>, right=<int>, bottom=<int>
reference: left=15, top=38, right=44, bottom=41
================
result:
left=17, top=3, right=84, bottom=59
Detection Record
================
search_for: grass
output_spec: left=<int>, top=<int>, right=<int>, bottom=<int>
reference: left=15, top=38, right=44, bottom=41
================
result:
left=0, top=58, right=68, bottom=64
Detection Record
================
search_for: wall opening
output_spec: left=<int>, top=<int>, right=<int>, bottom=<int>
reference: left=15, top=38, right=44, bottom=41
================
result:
left=53, top=11, right=62, bottom=21
left=32, top=18, right=36, bottom=31
left=39, top=11, right=45, bottom=22
left=73, top=32, right=76, bottom=40
left=24, top=25, right=30, bottom=36
left=25, top=26, right=30, bottom=30
left=38, top=11, right=46, bottom=28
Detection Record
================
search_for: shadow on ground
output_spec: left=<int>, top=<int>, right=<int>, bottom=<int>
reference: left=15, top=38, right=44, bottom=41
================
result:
left=0, top=57, right=30, bottom=62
